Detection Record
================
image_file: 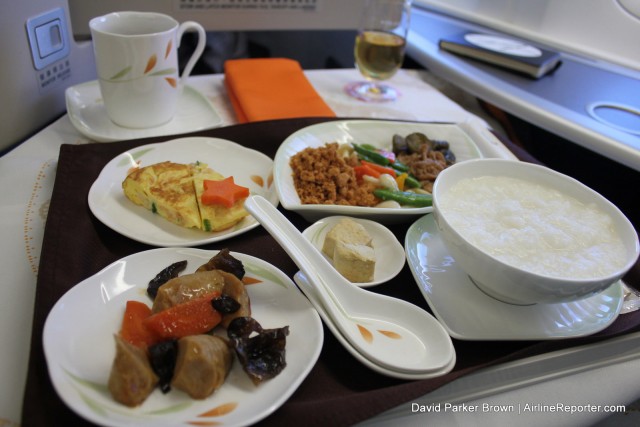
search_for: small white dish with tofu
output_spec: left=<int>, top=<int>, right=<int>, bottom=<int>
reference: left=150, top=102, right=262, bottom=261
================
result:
left=303, top=216, right=405, bottom=287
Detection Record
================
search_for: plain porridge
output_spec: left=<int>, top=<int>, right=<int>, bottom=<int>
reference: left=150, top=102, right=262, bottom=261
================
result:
left=438, top=175, right=627, bottom=278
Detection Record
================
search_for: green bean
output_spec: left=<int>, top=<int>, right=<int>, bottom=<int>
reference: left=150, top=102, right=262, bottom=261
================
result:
left=401, top=174, right=421, bottom=189
left=353, top=143, right=412, bottom=173
left=355, top=151, right=383, bottom=166
left=390, top=161, right=410, bottom=174
left=352, top=142, right=419, bottom=189
left=352, top=143, right=391, bottom=166
left=373, top=188, right=433, bottom=207
left=360, top=143, right=379, bottom=151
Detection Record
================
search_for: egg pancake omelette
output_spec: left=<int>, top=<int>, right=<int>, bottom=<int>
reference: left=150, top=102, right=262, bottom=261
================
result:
left=122, top=161, right=249, bottom=231
left=192, top=162, right=250, bottom=231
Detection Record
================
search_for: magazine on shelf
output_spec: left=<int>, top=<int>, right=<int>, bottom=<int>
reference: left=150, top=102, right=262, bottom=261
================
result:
left=439, top=32, right=562, bottom=79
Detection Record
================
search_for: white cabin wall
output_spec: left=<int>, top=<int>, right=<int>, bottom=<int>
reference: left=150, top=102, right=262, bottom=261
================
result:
left=0, top=0, right=95, bottom=152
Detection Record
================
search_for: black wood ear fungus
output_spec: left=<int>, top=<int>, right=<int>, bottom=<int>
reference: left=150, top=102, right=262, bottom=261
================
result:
left=147, top=260, right=188, bottom=299
left=227, top=316, right=289, bottom=385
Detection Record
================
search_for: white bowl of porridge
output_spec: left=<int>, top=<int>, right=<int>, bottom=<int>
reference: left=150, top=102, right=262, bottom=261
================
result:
left=432, top=159, right=639, bottom=305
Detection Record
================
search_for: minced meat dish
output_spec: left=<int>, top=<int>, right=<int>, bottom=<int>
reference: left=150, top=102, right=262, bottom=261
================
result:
left=396, top=147, right=447, bottom=193
left=290, top=143, right=379, bottom=206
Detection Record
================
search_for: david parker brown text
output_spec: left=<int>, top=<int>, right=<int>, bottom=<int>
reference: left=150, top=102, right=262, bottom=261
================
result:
left=412, top=402, right=627, bottom=414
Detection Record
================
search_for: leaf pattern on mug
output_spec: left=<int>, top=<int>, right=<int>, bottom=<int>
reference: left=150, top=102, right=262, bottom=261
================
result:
left=149, top=68, right=178, bottom=76
left=103, top=47, right=177, bottom=88
left=109, top=66, right=132, bottom=80
left=144, top=54, right=158, bottom=74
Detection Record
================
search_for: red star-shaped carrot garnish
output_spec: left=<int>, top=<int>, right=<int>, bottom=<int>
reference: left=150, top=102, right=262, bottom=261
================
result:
left=201, top=177, right=249, bottom=208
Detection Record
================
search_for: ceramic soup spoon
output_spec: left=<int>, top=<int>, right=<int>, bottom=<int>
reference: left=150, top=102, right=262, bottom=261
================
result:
left=293, top=270, right=456, bottom=379
left=245, top=195, right=455, bottom=373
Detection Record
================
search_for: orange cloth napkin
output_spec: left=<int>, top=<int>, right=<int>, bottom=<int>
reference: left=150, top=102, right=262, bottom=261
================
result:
left=224, top=58, right=335, bottom=123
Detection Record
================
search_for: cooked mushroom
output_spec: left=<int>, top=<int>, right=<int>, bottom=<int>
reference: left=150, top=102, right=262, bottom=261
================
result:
left=392, top=134, right=408, bottom=153
left=196, top=248, right=245, bottom=280
left=405, top=132, right=433, bottom=153
left=148, top=339, right=179, bottom=394
left=147, top=260, right=188, bottom=299
left=228, top=317, right=289, bottom=385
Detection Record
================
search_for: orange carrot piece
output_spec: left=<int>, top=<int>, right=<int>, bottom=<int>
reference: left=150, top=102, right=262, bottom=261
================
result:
left=119, top=300, right=157, bottom=348
left=360, top=160, right=397, bottom=177
left=143, top=292, right=222, bottom=340
left=354, top=164, right=381, bottom=180
left=201, top=177, right=250, bottom=208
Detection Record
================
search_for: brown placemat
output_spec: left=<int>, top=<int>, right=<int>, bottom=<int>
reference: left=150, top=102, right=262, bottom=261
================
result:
left=22, top=117, right=640, bottom=427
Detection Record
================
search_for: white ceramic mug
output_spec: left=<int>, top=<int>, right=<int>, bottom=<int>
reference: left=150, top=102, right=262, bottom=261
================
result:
left=89, top=12, right=206, bottom=128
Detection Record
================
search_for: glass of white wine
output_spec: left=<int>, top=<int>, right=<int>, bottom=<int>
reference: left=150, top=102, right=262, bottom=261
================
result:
left=346, top=0, right=412, bottom=102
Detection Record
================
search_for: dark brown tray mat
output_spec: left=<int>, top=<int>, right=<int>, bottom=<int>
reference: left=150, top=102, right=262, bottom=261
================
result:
left=22, top=117, right=640, bottom=427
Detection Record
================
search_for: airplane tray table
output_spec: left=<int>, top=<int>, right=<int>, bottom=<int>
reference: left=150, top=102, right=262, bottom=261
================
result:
left=22, top=117, right=640, bottom=427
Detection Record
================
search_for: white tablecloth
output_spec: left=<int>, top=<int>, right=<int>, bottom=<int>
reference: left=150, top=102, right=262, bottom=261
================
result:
left=1, top=68, right=638, bottom=427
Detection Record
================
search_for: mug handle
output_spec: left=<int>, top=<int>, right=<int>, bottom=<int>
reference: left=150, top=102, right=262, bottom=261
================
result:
left=177, top=21, right=206, bottom=84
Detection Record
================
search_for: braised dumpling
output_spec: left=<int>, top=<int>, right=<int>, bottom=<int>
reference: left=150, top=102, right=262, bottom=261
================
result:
left=152, top=270, right=227, bottom=313
left=217, top=270, right=250, bottom=328
left=152, top=268, right=250, bottom=328
left=108, top=335, right=159, bottom=407
left=171, top=335, right=233, bottom=399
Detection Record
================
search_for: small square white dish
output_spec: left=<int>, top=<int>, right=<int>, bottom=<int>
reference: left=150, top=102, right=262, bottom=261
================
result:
left=302, top=215, right=405, bottom=287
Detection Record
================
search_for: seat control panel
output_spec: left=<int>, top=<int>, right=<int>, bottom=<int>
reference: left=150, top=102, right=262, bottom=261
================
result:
left=26, top=8, right=70, bottom=71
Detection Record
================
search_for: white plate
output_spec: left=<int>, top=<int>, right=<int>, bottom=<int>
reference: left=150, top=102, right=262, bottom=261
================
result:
left=66, top=80, right=222, bottom=142
left=293, top=271, right=456, bottom=380
left=273, top=120, right=483, bottom=224
left=43, top=248, right=323, bottom=427
left=302, top=216, right=405, bottom=287
left=405, top=214, right=625, bottom=341
left=88, top=137, right=278, bottom=247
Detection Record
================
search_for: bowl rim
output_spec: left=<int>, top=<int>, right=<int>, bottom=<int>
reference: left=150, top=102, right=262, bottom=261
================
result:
left=432, top=158, right=640, bottom=284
